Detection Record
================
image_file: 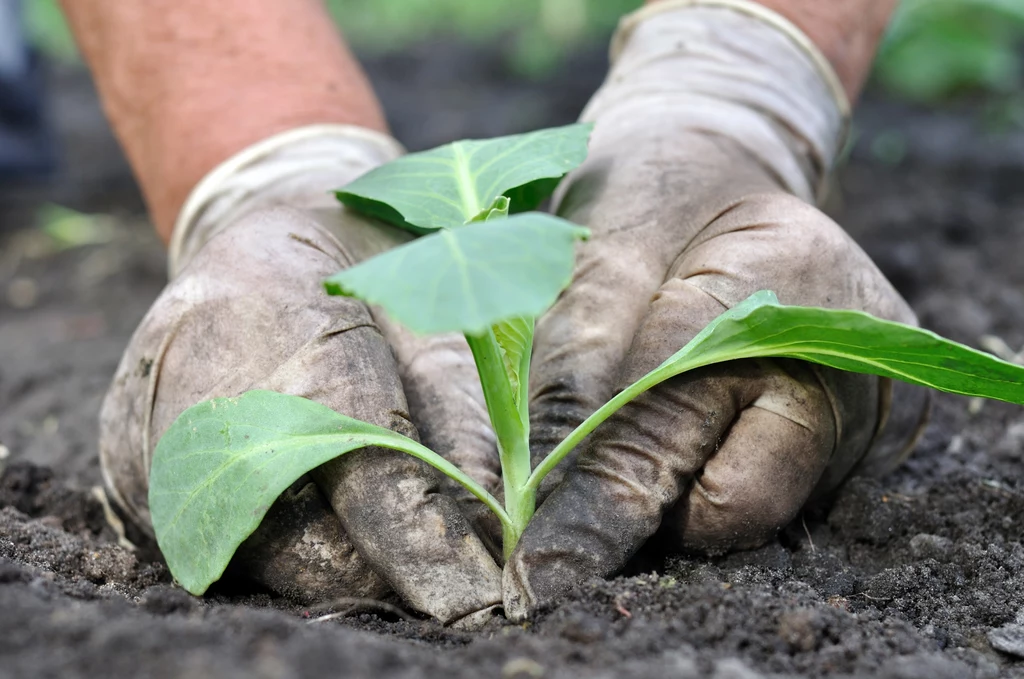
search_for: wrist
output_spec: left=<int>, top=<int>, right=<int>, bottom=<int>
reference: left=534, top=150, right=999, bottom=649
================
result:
left=134, top=79, right=386, bottom=245
left=596, top=1, right=848, bottom=203
left=645, top=0, right=897, bottom=101
left=749, top=0, right=897, bottom=102
left=170, top=125, right=404, bottom=278
left=60, top=0, right=387, bottom=243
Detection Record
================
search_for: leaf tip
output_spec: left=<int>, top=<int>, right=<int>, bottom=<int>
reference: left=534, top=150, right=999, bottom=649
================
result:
left=323, top=277, right=352, bottom=298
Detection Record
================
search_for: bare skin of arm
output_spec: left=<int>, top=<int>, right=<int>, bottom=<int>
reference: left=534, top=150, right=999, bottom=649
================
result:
left=62, top=0, right=891, bottom=242
left=648, top=0, right=899, bottom=101
left=58, top=0, right=386, bottom=243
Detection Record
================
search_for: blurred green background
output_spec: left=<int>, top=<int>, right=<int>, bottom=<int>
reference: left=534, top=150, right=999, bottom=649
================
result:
left=22, top=0, right=1024, bottom=104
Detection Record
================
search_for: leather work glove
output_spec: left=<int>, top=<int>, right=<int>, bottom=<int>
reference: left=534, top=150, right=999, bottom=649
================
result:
left=504, top=0, right=930, bottom=619
left=99, top=126, right=502, bottom=627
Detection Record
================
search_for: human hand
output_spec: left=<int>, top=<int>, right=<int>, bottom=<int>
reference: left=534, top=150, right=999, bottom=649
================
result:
left=99, top=127, right=502, bottom=626
left=504, top=2, right=930, bottom=619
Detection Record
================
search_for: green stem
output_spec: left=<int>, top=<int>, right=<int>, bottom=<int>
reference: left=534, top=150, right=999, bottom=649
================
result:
left=526, top=352, right=725, bottom=492
left=500, top=486, right=536, bottom=558
left=371, top=433, right=513, bottom=531
left=465, top=329, right=534, bottom=559
left=517, top=319, right=534, bottom=431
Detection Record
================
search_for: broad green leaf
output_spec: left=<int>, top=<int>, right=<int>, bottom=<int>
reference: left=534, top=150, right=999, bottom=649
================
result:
left=493, top=316, right=534, bottom=409
left=336, top=124, right=593, bottom=233
left=149, top=390, right=505, bottom=595
left=644, top=290, right=1024, bottom=402
left=879, top=0, right=1024, bottom=102
left=529, top=290, right=1024, bottom=489
left=324, top=212, right=588, bottom=335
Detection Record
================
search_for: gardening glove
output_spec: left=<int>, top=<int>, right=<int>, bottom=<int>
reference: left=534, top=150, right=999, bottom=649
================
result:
left=504, top=0, right=930, bottom=620
left=99, top=126, right=502, bottom=627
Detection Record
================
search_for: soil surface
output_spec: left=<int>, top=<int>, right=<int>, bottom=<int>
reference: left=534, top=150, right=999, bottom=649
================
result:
left=2, top=41, right=1024, bottom=679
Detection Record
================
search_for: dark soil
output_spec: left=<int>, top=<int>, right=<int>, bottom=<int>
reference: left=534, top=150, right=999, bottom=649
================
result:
left=2, top=41, right=1024, bottom=678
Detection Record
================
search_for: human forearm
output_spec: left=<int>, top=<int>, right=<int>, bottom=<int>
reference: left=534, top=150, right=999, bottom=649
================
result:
left=753, top=0, right=896, bottom=101
left=59, top=0, right=386, bottom=242
left=645, top=0, right=898, bottom=102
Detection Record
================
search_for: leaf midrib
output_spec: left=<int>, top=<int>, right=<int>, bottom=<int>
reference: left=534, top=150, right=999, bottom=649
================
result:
left=157, top=429, right=384, bottom=538
left=452, top=142, right=481, bottom=219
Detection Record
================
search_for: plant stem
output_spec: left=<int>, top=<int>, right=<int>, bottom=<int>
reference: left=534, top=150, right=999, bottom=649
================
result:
left=517, top=319, right=534, bottom=431
left=358, top=431, right=514, bottom=531
left=526, top=358, right=708, bottom=492
left=465, top=329, right=534, bottom=559
left=526, top=346, right=746, bottom=492
left=501, top=486, right=536, bottom=559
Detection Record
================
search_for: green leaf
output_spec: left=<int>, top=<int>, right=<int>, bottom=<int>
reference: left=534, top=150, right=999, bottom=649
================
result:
left=493, top=316, right=534, bottom=410
left=878, top=0, right=1024, bottom=101
left=335, top=123, right=593, bottom=233
left=529, top=290, right=1024, bottom=489
left=647, top=290, right=1024, bottom=402
left=324, top=212, right=588, bottom=335
left=470, top=196, right=511, bottom=223
left=149, top=390, right=506, bottom=595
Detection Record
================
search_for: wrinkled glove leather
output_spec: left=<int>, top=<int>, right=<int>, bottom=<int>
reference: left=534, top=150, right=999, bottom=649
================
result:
left=99, top=128, right=501, bottom=625
left=504, top=2, right=930, bottom=620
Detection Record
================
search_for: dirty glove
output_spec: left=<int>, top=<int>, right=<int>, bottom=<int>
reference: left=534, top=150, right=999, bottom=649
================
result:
left=99, top=126, right=502, bottom=626
left=504, top=0, right=930, bottom=619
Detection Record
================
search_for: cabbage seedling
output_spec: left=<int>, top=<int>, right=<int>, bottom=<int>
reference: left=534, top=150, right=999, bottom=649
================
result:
left=149, top=124, right=1024, bottom=596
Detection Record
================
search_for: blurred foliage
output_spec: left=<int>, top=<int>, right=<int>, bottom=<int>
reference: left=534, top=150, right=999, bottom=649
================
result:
left=22, top=0, right=639, bottom=75
left=35, top=204, right=114, bottom=250
left=22, top=0, right=1024, bottom=102
left=24, top=0, right=75, bottom=62
left=876, top=0, right=1024, bottom=102
left=324, top=0, right=639, bottom=75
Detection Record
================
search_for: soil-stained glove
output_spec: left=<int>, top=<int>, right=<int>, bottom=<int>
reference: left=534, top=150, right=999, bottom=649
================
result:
left=99, top=126, right=502, bottom=626
left=504, top=0, right=930, bottom=619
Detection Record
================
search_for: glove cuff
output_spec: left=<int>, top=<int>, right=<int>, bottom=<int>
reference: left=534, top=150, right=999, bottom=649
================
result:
left=611, top=0, right=849, bottom=117
left=169, top=124, right=405, bottom=278
left=593, top=0, right=850, bottom=203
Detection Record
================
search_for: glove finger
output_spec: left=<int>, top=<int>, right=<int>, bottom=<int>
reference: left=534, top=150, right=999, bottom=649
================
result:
left=528, top=154, right=671, bottom=489
left=100, top=208, right=500, bottom=624
left=657, top=361, right=834, bottom=555
left=507, top=226, right=910, bottom=617
left=230, top=476, right=388, bottom=603
left=312, top=207, right=502, bottom=551
left=658, top=372, right=924, bottom=563
left=528, top=125, right=759, bottom=492
left=505, top=359, right=762, bottom=619
left=678, top=195, right=932, bottom=489
left=384, top=329, right=498, bottom=491
left=246, top=209, right=503, bottom=624
left=506, top=277, right=740, bottom=618
left=505, top=277, right=831, bottom=619
left=101, top=210, right=391, bottom=604
left=376, top=325, right=502, bottom=554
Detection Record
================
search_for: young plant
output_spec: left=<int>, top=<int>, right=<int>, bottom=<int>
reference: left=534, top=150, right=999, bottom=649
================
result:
left=149, top=124, right=1024, bottom=596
